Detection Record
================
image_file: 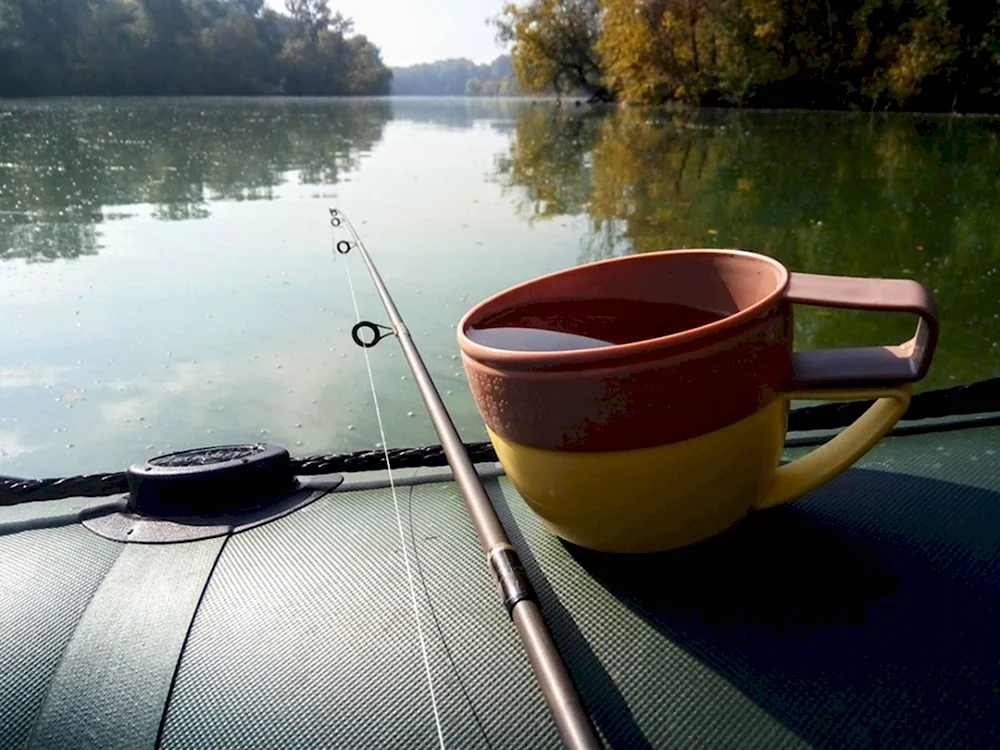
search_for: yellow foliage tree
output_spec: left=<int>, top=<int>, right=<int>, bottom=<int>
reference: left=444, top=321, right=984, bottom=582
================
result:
left=497, top=0, right=999, bottom=111
left=596, top=0, right=785, bottom=105
left=851, top=0, right=961, bottom=108
left=494, top=0, right=611, bottom=99
left=887, top=10, right=960, bottom=104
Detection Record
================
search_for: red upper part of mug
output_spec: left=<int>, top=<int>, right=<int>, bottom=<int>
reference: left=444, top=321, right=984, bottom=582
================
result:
left=458, top=249, right=789, bottom=371
left=457, top=249, right=937, bottom=452
left=457, top=250, right=796, bottom=451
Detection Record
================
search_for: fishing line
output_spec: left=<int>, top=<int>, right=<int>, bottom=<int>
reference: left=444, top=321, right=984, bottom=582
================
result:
left=339, top=229, right=447, bottom=750
left=331, top=208, right=603, bottom=750
left=406, top=471, right=496, bottom=750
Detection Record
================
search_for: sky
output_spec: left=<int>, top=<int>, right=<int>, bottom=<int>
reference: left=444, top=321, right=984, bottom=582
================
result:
left=263, top=0, right=510, bottom=68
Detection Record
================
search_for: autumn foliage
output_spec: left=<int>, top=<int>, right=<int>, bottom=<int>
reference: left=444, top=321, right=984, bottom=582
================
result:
left=496, top=0, right=1000, bottom=111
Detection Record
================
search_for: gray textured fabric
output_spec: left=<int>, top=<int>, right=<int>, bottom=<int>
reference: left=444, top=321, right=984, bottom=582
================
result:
left=523, top=425, right=1000, bottom=748
left=158, top=480, right=558, bottom=749
left=2, top=425, right=998, bottom=749
left=27, top=537, right=226, bottom=750
left=0, top=525, right=121, bottom=749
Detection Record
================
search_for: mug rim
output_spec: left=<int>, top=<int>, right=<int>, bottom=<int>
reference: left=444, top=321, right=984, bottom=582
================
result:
left=457, top=248, right=790, bottom=368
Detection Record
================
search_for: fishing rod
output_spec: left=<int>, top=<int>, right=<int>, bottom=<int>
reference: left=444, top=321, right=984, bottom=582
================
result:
left=330, top=209, right=603, bottom=750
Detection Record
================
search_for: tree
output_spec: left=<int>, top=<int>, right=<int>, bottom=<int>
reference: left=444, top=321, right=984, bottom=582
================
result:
left=0, top=0, right=90, bottom=94
left=596, top=0, right=786, bottom=105
left=71, top=0, right=141, bottom=94
left=494, top=0, right=611, bottom=100
left=200, top=5, right=270, bottom=94
left=885, top=7, right=960, bottom=106
left=0, top=0, right=391, bottom=97
left=235, top=0, right=264, bottom=15
left=343, top=35, right=392, bottom=95
left=284, top=0, right=352, bottom=40
left=493, top=0, right=1000, bottom=111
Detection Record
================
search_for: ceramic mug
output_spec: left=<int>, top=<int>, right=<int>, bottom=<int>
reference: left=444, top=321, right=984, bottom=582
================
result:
left=457, top=250, right=938, bottom=553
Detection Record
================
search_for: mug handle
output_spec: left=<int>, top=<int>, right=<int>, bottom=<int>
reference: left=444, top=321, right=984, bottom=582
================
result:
left=755, top=272, right=939, bottom=510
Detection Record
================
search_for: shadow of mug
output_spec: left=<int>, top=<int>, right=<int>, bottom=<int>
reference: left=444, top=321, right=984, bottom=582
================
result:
left=562, top=467, right=1000, bottom=748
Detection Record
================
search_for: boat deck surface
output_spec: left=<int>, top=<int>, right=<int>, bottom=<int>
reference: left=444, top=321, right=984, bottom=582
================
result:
left=2, top=423, right=999, bottom=749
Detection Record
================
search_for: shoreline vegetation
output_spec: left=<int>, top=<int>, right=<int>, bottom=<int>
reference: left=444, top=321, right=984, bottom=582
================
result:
left=390, top=56, right=521, bottom=97
left=0, top=0, right=391, bottom=97
left=495, top=0, right=1000, bottom=114
left=2, top=1, right=999, bottom=114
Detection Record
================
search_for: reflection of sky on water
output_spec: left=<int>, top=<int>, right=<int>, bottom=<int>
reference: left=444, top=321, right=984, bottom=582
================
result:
left=0, top=100, right=590, bottom=476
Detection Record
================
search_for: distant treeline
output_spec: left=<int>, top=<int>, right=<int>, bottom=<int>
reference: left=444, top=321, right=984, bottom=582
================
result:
left=391, top=55, right=521, bottom=96
left=496, top=0, right=1000, bottom=112
left=0, top=0, right=392, bottom=97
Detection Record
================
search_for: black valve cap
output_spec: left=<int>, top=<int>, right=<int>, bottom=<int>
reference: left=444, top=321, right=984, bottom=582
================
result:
left=126, top=443, right=297, bottom=519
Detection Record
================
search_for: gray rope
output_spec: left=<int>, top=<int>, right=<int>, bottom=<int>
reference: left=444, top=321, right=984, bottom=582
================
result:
left=2, top=378, right=998, bottom=506
left=788, top=377, right=1000, bottom=430
left=0, top=443, right=501, bottom=505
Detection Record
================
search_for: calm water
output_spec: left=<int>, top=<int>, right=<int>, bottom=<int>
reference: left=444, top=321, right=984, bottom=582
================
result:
left=1, top=98, right=998, bottom=477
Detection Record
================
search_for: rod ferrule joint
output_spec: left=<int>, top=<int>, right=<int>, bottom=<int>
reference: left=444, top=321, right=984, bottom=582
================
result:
left=488, top=544, right=536, bottom=617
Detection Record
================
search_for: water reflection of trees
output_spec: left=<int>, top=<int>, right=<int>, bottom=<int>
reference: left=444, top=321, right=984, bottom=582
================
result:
left=496, top=107, right=1000, bottom=388
left=0, top=98, right=392, bottom=262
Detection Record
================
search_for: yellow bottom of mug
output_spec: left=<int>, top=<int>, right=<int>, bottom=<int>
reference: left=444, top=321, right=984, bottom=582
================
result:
left=488, top=384, right=911, bottom=553
left=487, top=399, right=789, bottom=553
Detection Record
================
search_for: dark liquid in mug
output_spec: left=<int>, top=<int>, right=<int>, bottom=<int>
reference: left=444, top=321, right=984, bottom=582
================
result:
left=466, top=298, right=727, bottom=352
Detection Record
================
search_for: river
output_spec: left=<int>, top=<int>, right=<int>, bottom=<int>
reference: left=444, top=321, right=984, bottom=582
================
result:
left=1, top=97, right=997, bottom=476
